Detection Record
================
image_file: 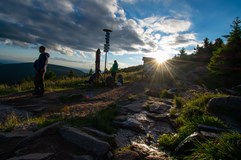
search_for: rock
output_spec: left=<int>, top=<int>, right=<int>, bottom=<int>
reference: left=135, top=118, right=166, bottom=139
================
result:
left=146, top=155, right=168, bottom=160
left=133, top=113, right=153, bottom=124
left=148, top=102, right=171, bottom=114
left=150, top=121, right=175, bottom=135
left=121, top=101, right=145, bottom=113
left=81, top=127, right=115, bottom=145
left=167, top=88, right=178, bottom=94
left=6, top=153, right=53, bottom=160
left=59, top=126, right=110, bottom=157
left=175, top=131, right=220, bottom=155
left=0, top=134, right=9, bottom=143
left=114, top=150, right=140, bottom=160
left=197, top=124, right=230, bottom=133
left=0, top=131, right=33, bottom=139
left=115, top=129, right=137, bottom=148
left=113, top=118, right=145, bottom=133
left=131, top=142, right=168, bottom=159
left=72, top=154, right=94, bottom=160
left=146, top=113, right=170, bottom=122
left=15, top=122, right=62, bottom=149
left=146, top=89, right=161, bottom=97
left=114, top=115, right=128, bottom=122
left=207, top=96, right=241, bottom=121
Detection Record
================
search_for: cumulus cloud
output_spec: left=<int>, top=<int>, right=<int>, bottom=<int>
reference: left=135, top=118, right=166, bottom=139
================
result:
left=0, top=0, right=197, bottom=59
left=140, top=16, right=191, bottom=34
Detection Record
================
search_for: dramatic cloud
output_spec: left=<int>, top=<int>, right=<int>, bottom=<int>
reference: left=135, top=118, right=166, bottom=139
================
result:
left=51, top=57, right=85, bottom=64
left=0, top=0, right=197, bottom=58
left=139, top=17, right=191, bottom=34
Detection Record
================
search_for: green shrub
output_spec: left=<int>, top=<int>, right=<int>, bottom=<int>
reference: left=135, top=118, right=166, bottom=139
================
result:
left=158, top=133, right=180, bottom=150
left=160, top=89, right=174, bottom=99
left=174, top=96, right=184, bottom=108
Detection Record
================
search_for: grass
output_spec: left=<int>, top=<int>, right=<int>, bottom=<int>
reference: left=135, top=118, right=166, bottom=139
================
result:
left=186, top=132, right=241, bottom=160
left=0, top=112, right=21, bottom=132
left=173, top=96, right=184, bottom=108
left=0, top=69, right=143, bottom=97
left=0, top=104, right=117, bottom=134
left=64, top=104, right=118, bottom=134
left=0, top=113, right=63, bottom=132
left=158, top=92, right=228, bottom=155
left=0, top=77, right=86, bottom=96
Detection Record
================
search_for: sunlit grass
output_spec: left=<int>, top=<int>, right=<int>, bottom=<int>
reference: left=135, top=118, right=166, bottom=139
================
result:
left=0, top=112, right=63, bottom=132
left=0, top=77, right=86, bottom=96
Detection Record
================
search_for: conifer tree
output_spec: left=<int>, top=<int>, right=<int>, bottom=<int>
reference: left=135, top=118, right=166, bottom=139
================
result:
left=208, top=17, right=241, bottom=86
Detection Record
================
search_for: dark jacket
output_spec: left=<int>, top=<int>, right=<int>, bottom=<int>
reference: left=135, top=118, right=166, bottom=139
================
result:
left=35, top=53, right=50, bottom=72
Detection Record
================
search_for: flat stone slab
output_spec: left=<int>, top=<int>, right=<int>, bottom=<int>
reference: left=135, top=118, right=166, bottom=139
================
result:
left=121, top=101, right=145, bottom=113
left=59, top=126, right=110, bottom=157
left=114, top=118, right=145, bottom=133
left=115, top=129, right=137, bottom=148
left=6, top=153, right=54, bottom=160
left=0, top=131, right=33, bottom=138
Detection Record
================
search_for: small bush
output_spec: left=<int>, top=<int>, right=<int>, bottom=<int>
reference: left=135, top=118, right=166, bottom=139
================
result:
left=158, top=133, right=180, bottom=150
left=174, top=96, right=184, bottom=108
left=160, top=89, right=174, bottom=99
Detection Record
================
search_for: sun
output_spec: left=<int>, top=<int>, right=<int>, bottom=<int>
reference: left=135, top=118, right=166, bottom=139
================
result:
left=155, top=54, right=169, bottom=64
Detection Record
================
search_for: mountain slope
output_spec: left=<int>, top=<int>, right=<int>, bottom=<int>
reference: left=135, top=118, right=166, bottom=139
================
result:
left=0, top=63, right=86, bottom=84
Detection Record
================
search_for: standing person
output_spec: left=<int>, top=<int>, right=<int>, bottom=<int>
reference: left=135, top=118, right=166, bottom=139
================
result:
left=111, top=60, right=118, bottom=82
left=33, top=46, right=50, bottom=97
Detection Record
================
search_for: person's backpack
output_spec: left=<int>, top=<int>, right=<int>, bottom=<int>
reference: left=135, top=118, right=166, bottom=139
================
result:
left=117, top=74, right=123, bottom=85
left=33, top=60, right=38, bottom=69
left=106, top=76, right=114, bottom=88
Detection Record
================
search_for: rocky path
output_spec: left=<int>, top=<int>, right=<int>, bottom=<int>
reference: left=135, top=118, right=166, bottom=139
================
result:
left=0, top=82, right=174, bottom=160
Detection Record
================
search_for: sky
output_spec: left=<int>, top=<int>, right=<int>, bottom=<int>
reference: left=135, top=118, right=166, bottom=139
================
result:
left=0, top=0, right=240, bottom=71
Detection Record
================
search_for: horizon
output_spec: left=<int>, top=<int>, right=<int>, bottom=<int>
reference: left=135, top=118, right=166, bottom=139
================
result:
left=0, top=0, right=241, bottom=70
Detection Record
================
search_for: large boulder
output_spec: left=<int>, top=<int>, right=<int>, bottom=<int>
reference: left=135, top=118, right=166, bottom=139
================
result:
left=207, top=96, right=241, bottom=121
left=175, top=131, right=220, bottom=156
left=59, top=126, right=111, bottom=157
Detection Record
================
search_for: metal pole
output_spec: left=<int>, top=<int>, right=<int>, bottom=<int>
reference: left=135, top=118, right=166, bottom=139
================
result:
left=104, top=51, right=107, bottom=79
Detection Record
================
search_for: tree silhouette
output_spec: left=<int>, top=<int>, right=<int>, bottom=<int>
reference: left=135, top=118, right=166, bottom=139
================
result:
left=179, top=47, right=187, bottom=57
left=208, top=17, right=241, bottom=87
left=68, top=70, right=76, bottom=78
left=45, top=70, right=56, bottom=80
left=88, top=68, right=93, bottom=76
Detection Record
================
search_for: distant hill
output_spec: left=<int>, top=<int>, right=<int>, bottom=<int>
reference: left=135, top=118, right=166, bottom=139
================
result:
left=0, top=63, right=86, bottom=84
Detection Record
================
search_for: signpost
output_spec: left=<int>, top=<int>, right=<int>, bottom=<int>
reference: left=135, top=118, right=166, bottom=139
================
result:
left=95, top=48, right=101, bottom=82
left=103, top=29, right=112, bottom=79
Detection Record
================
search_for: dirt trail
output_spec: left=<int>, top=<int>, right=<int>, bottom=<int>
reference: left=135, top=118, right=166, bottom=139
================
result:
left=0, top=83, right=144, bottom=115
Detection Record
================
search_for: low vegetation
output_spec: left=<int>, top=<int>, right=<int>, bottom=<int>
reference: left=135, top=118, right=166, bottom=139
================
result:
left=0, top=104, right=117, bottom=134
left=158, top=92, right=240, bottom=159
left=65, top=104, right=118, bottom=134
